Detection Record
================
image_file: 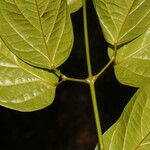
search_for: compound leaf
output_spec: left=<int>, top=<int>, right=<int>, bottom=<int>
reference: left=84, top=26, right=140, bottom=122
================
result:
left=94, top=0, right=150, bottom=45
left=0, top=0, right=73, bottom=69
left=0, top=39, right=58, bottom=112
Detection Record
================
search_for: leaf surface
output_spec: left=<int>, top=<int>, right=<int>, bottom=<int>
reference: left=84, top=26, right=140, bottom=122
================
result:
left=95, top=85, right=150, bottom=150
left=0, top=39, right=58, bottom=112
left=67, top=0, right=82, bottom=13
left=111, top=27, right=150, bottom=87
left=0, top=0, right=73, bottom=69
left=94, top=0, right=150, bottom=45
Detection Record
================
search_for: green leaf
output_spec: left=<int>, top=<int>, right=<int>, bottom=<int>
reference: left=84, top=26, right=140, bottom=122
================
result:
left=96, top=85, right=150, bottom=150
left=0, top=39, right=59, bottom=112
left=95, top=123, right=118, bottom=150
left=67, top=0, right=83, bottom=13
left=94, top=0, right=150, bottom=45
left=0, top=0, right=73, bottom=69
left=111, top=27, right=150, bottom=87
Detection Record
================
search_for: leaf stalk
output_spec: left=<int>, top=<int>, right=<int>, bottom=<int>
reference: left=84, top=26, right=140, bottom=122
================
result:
left=83, top=0, right=92, bottom=77
left=94, top=57, right=114, bottom=81
left=61, top=74, right=87, bottom=83
left=83, top=1, right=104, bottom=149
left=89, top=82, right=104, bottom=150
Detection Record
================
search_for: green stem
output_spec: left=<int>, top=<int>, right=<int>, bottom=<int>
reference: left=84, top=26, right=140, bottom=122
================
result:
left=114, top=44, right=118, bottom=59
left=61, top=74, right=87, bottom=83
left=89, top=82, right=104, bottom=150
left=94, top=57, right=114, bottom=81
left=83, top=1, right=104, bottom=149
left=83, top=0, right=92, bottom=77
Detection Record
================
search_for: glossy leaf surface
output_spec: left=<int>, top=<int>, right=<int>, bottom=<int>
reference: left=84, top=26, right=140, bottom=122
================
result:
left=94, top=0, right=150, bottom=45
left=111, top=27, right=150, bottom=87
left=67, top=0, right=82, bottom=13
left=0, top=40, right=58, bottom=112
left=0, top=0, right=73, bottom=69
left=96, top=85, right=150, bottom=150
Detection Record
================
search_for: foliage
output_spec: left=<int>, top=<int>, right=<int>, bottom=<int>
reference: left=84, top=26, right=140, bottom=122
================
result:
left=0, top=0, right=150, bottom=149
left=0, top=0, right=73, bottom=69
left=96, top=85, right=150, bottom=150
left=67, top=0, right=82, bottom=13
left=0, top=39, right=58, bottom=111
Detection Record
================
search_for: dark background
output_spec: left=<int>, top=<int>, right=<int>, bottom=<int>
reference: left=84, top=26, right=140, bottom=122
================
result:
left=0, top=1, right=136, bottom=150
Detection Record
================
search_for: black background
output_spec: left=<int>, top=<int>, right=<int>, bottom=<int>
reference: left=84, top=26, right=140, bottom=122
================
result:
left=0, top=1, right=136, bottom=150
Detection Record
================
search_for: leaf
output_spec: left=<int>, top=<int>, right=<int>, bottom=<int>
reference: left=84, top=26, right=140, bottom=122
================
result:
left=111, top=27, right=150, bottom=87
left=138, top=134, right=150, bottom=150
left=0, top=0, right=73, bottom=69
left=96, top=85, right=150, bottom=150
left=67, top=0, right=83, bottom=13
left=94, top=0, right=150, bottom=45
left=95, top=123, right=118, bottom=150
left=0, top=39, right=59, bottom=112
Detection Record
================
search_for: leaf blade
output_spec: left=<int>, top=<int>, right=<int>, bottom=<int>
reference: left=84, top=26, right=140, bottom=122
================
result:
left=0, top=0, right=73, bottom=69
left=94, top=0, right=150, bottom=45
left=96, top=85, right=150, bottom=150
left=112, top=27, right=150, bottom=87
left=0, top=39, right=59, bottom=112
left=67, top=0, right=83, bottom=13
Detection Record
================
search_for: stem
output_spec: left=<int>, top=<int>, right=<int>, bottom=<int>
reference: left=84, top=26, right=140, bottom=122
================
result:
left=89, top=82, right=104, bottom=150
left=83, top=1, right=104, bottom=149
left=61, top=74, right=87, bottom=84
left=94, top=57, right=114, bottom=81
left=114, top=44, right=118, bottom=59
left=83, top=0, right=92, bottom=77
